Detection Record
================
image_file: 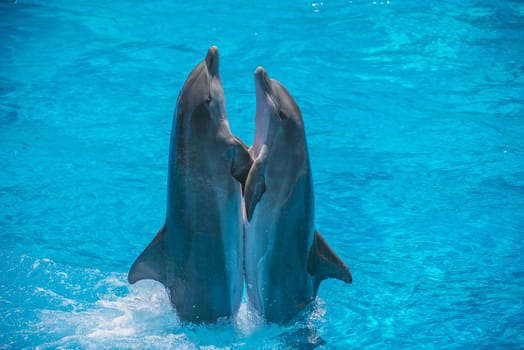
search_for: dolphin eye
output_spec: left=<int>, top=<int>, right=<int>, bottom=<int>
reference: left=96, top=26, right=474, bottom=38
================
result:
left=205, top=94, right=212, bottom=105
left=278, top=111, right=286, bottom=120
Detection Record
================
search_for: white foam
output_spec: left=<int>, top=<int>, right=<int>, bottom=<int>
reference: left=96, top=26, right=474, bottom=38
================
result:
left=35, top=287, right=76, bottom=307
left=34, top=273, right=328, bottom=349
left=35, top=277, right=183, bottom=349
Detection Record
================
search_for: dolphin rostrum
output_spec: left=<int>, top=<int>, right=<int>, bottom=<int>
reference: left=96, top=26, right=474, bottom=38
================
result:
left=128, top=46, right=252, bottom=323
left=244, top=67, right=352, bottom=324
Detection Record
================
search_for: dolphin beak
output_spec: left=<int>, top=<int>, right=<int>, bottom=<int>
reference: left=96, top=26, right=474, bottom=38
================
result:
left=254, top=66, right=271, bottom=113
left=205, top=46, right=219, bottom=77
left=254, top=66, right=271, bottom=95
left=252, top=66, right=271, bottom=156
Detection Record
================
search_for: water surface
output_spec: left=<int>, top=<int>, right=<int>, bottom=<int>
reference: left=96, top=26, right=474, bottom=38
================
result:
left=1, top=0, right=523, bottom=348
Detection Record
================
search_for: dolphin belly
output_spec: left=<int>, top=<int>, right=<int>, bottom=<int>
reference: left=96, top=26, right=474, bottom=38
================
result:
left=245, top=189, right=316, bottom=324
left=165, top=176, right=244, bottom=322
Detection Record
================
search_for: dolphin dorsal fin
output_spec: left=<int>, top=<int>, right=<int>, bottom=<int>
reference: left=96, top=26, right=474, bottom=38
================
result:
left=128, top=225, right=167, bottom=285
left=308, top=230, right=352, bottom=285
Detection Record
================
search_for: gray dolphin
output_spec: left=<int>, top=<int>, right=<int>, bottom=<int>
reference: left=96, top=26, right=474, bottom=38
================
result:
left=244, top=67, right=352, bottom=324
left=128, top=46, right=252, bottom=323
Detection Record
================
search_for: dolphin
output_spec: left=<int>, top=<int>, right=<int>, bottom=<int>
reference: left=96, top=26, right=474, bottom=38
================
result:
left=128, top=46, right=252, bottom=323
left=244, top=67, right=352, bottom=324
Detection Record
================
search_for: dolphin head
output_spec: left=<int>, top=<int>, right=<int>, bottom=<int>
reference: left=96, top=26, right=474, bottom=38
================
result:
left=176, top=46, right=228, bottom=131
left=251, top=66, right=305, bottom=159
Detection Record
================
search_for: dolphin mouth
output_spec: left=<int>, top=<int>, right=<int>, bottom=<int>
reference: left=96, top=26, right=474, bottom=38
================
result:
left=254, top=66, right=272, bottom=111
left=251, top=66, right=271, bottom=158
left=205, top=46, right=219, bottom=77
left=254, top=66, right=271, bottom=95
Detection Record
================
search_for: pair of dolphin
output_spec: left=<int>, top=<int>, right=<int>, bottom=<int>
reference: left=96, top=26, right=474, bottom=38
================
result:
left=128, top=46, right=352, bottom=324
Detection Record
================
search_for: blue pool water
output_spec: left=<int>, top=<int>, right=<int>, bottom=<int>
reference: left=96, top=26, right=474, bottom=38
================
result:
left=1, top=0, right=523, bottom=348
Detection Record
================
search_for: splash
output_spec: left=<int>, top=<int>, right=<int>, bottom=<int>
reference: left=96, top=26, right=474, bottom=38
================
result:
left=31, top=266, right=328, bottom=349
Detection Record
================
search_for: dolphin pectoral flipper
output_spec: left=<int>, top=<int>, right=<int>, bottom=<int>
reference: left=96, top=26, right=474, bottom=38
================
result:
left=244, top=160, right=266, bottom=221
left=307, top=230, right=352, bottom=285
left=230, top=136, right=253, bottom=191
left=128, top=225, right=167, bottom=285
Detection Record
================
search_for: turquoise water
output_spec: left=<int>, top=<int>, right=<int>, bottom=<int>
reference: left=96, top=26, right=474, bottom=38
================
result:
left=1, top=0, right=523, bottom=348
